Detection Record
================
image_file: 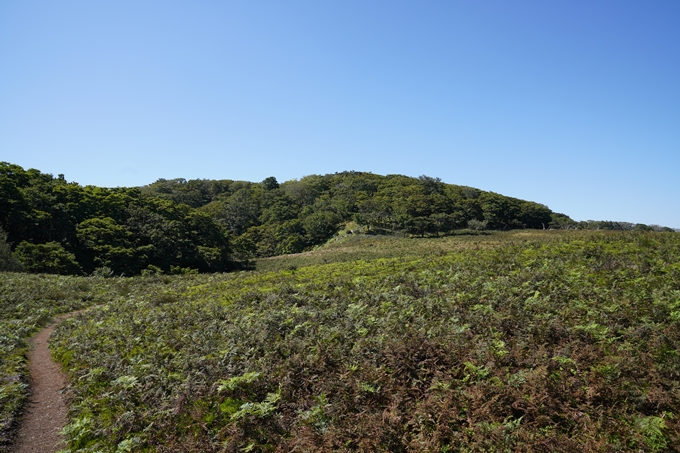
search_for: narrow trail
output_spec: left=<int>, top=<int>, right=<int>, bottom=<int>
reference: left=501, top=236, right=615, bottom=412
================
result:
left=11, top=313, right=78, bottom=453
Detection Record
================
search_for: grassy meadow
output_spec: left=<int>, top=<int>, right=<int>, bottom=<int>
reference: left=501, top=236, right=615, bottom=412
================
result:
left=2, top=230, right=680, bottom=452
left=253, top=229, right=497, bottom=273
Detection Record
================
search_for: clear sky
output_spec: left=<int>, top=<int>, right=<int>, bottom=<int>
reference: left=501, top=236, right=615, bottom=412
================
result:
left=1, top=1, right=679, bottom=227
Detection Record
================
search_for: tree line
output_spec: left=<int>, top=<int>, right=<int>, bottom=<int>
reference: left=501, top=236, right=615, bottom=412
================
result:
left=0, top=162, right=674, bottom=275
left=0, top=162, right=233, bottom=275
left=139, top=172, right=559, bottom=259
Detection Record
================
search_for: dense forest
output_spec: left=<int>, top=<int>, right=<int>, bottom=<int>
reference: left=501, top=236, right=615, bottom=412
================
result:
left=0, top=163, right=233, bottom=276
left=0, top=161, right=674, bottom=276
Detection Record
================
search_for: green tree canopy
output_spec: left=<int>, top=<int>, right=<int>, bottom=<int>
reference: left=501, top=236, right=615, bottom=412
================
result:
left=14, top=241, right=81, bottom=275
left=4, top=161, right=669, bottom=274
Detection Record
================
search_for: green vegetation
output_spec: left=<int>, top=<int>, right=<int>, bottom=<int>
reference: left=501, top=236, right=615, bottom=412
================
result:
left=144, top=172, right=560, bottom=261
left=17, top=230, right=673, bottom=452
left=2, top=162, right=675, bottom=277
left=0, top=273, right=120, bottom=451
left=254, top=227, right=497, bottom=273
left=0, top=162, right=234, bottom=276
left=2, top=162, right=679, bottom=451
left=0, top=227, right=22, bottom=272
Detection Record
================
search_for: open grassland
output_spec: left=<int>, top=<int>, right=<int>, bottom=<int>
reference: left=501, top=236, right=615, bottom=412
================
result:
left=32, top=231, right=680, bottom=452
left=254, top=230, right=646, bottom=273
left=2, top=231, right=680, bottom=452
left=255, top=230, right=502, bottom=273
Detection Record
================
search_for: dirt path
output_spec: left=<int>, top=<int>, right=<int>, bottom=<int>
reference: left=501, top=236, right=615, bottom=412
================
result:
left=11, top=313, right=77, bottom=453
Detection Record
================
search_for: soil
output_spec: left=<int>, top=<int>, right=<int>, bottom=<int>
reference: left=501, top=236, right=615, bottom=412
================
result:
left=11, top=313, right=77, bottom=453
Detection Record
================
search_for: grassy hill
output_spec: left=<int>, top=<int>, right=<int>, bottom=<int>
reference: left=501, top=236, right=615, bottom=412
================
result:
left=1, top=230, right=677, bottom=452
left=254, top=228, right=499, bottom=272
left=8, top=161, right=675, bottom=279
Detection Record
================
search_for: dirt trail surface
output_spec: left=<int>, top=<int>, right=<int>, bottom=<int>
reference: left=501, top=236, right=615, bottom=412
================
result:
left=11, top=313, right=78, bottom=453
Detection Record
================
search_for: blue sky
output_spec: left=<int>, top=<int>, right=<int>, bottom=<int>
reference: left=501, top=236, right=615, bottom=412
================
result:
left=1, top=1, right=679, bottom=227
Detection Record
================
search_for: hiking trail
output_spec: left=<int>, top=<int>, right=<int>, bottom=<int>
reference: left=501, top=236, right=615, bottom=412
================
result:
left=11, top=313, right=78, bottom=453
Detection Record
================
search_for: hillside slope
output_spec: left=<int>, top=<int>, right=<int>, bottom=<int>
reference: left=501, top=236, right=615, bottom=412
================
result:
left=45, top=231, right=680, bottom=452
